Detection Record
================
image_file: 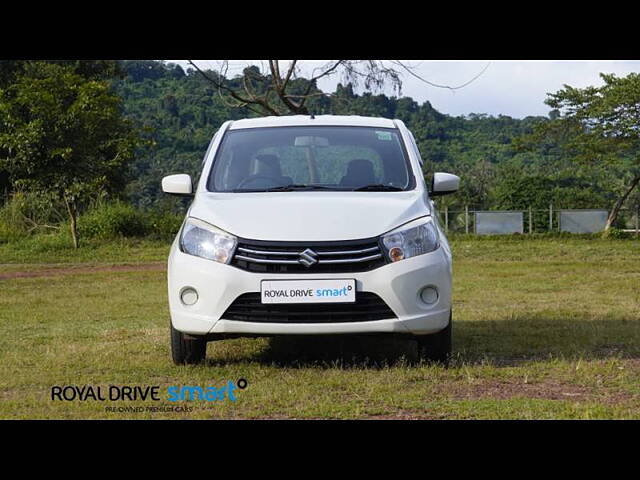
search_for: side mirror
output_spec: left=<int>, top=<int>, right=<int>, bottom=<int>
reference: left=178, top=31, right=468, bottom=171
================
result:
left=430, top=172, right=460, bottom=196
left=162, top=174, right=193, bottom=196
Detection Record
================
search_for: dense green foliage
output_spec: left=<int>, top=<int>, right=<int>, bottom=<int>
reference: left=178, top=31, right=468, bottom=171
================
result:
left=0, top=190, right=64, bottom=240
left=519, top=73, right=640, bottom=231
left=1, top=60, right=638, bottom=243
left=79, top=201, right=150, bottom=239
left=0, top=61, right=140, bottom=246
left=112, top=61, right=251, bottom=208
left=0, top=197, right=182, bottom=245
left=112, top=61, right=636, bottom=222
left=78, top=201, right=182, bottom=240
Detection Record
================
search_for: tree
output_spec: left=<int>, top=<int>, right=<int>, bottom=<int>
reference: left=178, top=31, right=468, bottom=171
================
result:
left=525, top=73, right=640, bottom=232
left=0, top=62, right=140, bottom=247
left=117, top=60, right=587, bottom=212
left=187, top=60, right=490, bottom=116
left=0, top=60, right=124, bottom=87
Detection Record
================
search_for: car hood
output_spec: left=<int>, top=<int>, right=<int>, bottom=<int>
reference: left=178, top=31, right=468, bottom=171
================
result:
left=188, top=191, right=430, bottom=241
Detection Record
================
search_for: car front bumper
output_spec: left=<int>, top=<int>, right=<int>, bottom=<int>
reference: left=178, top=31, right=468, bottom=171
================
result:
left=168, top=240, right=452, bottom=337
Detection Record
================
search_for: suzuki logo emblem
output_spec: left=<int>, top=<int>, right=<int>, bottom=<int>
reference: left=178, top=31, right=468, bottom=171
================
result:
left=298, top=248, right=318, bottom=267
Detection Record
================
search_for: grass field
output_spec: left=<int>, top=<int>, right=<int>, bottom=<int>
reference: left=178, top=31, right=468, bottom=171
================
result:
left=1, top=235, right=639, bottom=419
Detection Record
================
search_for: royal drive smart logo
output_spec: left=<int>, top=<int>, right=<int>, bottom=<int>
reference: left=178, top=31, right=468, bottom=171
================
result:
left=50, top=378, right=248, bottom=409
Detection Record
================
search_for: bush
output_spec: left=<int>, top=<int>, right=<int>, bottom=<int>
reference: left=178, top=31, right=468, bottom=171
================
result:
left=147, top=211, right=183, bottom=239
left=79, top=202, right=150, bottom=239
left=0, top=192, right=182, bottom=243
left=77, top=201, right=182, bottom=240
left=0, top=190, right=65, bottom=240
left=605, top=227, right=634, bottom=240
left=0, top=220, right=22, bottom=243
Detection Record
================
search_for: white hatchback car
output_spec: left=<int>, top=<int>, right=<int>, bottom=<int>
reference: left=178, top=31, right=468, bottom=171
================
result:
left=162, top=115, right=460, bottom=364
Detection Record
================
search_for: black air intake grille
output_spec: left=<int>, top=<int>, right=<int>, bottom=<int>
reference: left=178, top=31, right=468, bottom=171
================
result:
left=221, top=292, right=396, bottom=323
left=231, top=238, right=386, bottom=274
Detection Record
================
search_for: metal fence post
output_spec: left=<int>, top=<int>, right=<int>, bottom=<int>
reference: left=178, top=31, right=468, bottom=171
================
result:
left=636, top=204, right=639, bottom=237
left=529, top=206, right=533, bottom=234
left=465, top=206, right=469, bottom=234
left=549, top=203, right=553, bottom=232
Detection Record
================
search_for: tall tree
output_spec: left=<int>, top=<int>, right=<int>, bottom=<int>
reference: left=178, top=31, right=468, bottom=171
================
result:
left=522, top=73, right=640, bottom=231
left=0, top=62, right=140, bottom=247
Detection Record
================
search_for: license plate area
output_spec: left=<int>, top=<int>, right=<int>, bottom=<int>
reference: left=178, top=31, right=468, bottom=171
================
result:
left=261, top=279, right=356, bottom=304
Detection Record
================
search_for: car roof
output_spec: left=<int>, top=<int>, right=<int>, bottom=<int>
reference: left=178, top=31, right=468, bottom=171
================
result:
left=228, top=115, right=397, bottom=130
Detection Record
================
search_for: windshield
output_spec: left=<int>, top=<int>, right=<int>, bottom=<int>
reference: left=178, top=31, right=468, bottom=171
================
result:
left=207, top=126, right=414, bottom=192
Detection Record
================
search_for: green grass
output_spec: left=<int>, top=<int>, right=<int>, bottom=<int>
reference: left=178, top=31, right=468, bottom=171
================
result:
left=0, top=234, right=169, bottom=265
left=0, top=236, right=639, bottom=419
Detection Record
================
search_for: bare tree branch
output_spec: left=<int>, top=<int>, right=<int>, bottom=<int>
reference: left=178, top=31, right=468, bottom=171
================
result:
left=268, top=60, right=309, bottom=114
left=282, top=60, right=297, bottom=88
left=188, top=60, right=489, bottom=116
left=188, top=60, right=279, bottom=115
left=298, top=60, right=344, bottom=109
left=269, top=60, right=280, bottom=91
left=391, top=60, right=491, bottom=91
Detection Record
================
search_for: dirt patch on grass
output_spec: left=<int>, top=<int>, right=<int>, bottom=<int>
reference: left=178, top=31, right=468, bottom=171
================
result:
left=437, top=379, right=634, bottom=405
left=362, top=410, right=445, bottom=420
left=619, top=358, right=640, bottom=369
left=0, top=262, right=165, bottom=280
left=238, top=411, right=443, bottom=420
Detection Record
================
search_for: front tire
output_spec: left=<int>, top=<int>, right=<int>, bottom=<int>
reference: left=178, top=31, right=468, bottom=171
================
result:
left=170, top=321, right=207, bottom=365
left=416, top=310, right=452, bottom=365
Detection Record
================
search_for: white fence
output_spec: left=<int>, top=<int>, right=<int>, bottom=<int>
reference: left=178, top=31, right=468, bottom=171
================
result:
left=475, top=211, right=523, bottom=235
left=439, top=205, right=639, bottom=235
left=558, top=210, right=608, bottom=234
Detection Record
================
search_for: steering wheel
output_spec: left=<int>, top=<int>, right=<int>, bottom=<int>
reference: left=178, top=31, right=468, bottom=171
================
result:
left=236, top=175, right=283, bottom=189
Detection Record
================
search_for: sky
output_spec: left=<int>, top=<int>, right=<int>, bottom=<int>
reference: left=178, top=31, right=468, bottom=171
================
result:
left=173, top=60, right=640, bottom=119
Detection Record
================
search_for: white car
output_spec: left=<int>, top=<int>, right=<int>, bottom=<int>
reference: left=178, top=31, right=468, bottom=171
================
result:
left=162, top=115, right=460, bottom=365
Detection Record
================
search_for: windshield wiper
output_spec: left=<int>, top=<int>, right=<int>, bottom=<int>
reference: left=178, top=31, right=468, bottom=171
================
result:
left=352, top=184, right=404, bottom=191
left=270, top=184, right=335, bottom=191
left=232, top=184, right=335, bottom=192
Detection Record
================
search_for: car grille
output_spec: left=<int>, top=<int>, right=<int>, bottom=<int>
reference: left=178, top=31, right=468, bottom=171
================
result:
left=221, top=292, right=397, bottom=323
left=231, top=237, right=387, bottom=273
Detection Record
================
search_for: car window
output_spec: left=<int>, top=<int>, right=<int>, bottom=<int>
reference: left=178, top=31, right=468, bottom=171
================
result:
left=208, top=126, right=413, bottom=192
left=252, top=145, right=384, bottom=185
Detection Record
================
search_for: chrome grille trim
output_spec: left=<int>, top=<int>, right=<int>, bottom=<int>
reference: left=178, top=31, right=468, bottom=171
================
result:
left=234, top=255, right=299, bottom=265
left=234, top=252, right=382, bottom=265
left=319, top=253, right=382, bottom=264
left=230, top=237, right=387, bottom=273
left=237, top=247, right=300, bottom=256
left=317, top=246, right=379, bottom=256
left=237, top=245, right=380, bottom=257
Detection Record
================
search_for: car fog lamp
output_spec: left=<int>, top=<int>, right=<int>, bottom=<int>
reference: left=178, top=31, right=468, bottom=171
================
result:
left=180, top=287, right=199, bottom=306
left=419, top=286, right=438, bottom=305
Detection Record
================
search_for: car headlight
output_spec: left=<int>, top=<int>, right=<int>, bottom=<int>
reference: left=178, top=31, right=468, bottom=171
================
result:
left=180, top=217, right=237, bottom=264
left=381, top=217, right=439, bottom=262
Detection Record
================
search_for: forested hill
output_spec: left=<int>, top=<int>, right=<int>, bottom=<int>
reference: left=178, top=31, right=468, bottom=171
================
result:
left=114, top=61, right=617, bottom=211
